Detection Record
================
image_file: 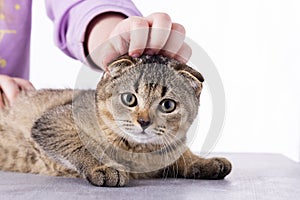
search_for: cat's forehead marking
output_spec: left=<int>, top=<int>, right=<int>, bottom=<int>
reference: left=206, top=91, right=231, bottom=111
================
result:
left=134, top=72, right=144, bottom=94
left=133, top=68, right=170, bottom=100
left=161, top=86, right=168, bottom=97
left=145, top=83, right=160, bottom=103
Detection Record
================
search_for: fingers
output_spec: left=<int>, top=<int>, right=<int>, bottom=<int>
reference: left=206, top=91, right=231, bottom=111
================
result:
left=96, top=12, right=192, bottom=68
left=0, top=92, right=4, bottom=109
left=128, top=17, right=149, bottom=56
left=96, top=41, right=120, bottom=70
left=110, top=16, right=149, bottom=57
left=145, top=13, right=172, bottom=55
left=0, top=75, right=35, bottom=108
left=0, top=76, right=19, bottom=106
left=98, top=16, right=148, bottom=69
left=160, top=23, right=186, bottom=58
left=174, top=42, right=192, bottom=63
left=13, top=78, right=35, bottom=91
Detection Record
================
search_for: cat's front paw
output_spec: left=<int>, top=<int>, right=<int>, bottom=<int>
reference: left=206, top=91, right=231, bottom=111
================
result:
left=86, top=166, right=129, bottom=187
left=188, top=157, right=232, bottom=179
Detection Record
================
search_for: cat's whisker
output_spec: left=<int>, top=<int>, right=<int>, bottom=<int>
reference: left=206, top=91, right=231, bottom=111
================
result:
left=163, top=134, right=180, bottom=178
left=103, top=133, right=129, bottom=163
left=111, top=137, right=123, bottom=160
left=122, top=124, right=134, bottom=127
left=160, top=135, right=178, bottom=177
left=154, top=131, right=163, bottom=136
left=162, top=151, right=170, bottom=178
left=165, top=132, right=188, bottom=178
left=161, top=134, right=176, bottom=159
left=158, top=136, right=169, bottom=173
left=153, top=126, right=166, bottom=136
left=97, top=143, right=111, bottom=161
left=154, top=128, right=165, bottom=132
left=115, top=119, right=132, bottom=123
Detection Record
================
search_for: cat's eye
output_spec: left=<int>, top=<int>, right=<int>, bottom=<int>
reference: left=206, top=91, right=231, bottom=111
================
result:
left=121, top=93, right=137, bottom=107
left=159, top=99, right=176, bottom=113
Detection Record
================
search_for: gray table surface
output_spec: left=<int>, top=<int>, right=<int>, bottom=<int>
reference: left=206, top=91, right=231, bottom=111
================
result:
left=0, top=153, right=299, bottom=200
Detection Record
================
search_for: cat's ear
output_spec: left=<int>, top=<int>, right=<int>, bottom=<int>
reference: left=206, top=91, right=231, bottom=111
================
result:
left=104, top=55, right=136, bottom=79
left=176, top=64, right=204, bottom=98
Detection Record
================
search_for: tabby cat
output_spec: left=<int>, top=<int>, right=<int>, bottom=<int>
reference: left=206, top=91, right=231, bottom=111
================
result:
left=0, top=55, right=231, bottom=187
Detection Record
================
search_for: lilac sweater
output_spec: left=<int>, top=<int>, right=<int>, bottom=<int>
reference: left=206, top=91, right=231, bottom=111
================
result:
left=0, top=0, right=141, bottom=80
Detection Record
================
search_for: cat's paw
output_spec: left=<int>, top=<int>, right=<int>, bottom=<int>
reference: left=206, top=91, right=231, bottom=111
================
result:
left=188, top=157, right=232, bottom=179
left=209, top=157, right=232, bottom=179
left=86, top=166, right=129, bottom=187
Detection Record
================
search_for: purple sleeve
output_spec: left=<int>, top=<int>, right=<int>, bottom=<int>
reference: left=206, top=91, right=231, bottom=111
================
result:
left=45, top=0, right=142, bottom=65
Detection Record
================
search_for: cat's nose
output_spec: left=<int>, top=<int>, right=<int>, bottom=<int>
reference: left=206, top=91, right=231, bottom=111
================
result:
left=137, top=118, right=151, bottom=129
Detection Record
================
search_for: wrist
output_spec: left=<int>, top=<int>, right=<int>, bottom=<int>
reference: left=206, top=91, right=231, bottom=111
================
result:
left=84, top=12, right=126, bottom=69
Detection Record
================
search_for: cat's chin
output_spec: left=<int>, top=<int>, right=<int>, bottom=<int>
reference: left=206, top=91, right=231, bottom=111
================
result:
left=124, top=132, right=161, bottom=144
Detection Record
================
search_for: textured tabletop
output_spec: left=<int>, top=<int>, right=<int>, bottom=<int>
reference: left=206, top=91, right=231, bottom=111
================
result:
left=1, top=153, right=299, bottom=200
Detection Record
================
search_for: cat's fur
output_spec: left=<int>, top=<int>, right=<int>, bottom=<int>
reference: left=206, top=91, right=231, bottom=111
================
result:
left=0, top=55, right=231, bottom=186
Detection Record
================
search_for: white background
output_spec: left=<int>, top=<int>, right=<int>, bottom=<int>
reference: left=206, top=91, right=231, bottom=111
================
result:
left=31, top=0, right=300, bottom=161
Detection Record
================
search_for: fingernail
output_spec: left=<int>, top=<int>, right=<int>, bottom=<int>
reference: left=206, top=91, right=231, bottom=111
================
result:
left=131, top=53, right=140, bottom=58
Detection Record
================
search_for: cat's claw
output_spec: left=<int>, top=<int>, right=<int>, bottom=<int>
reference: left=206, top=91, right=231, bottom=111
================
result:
left=86, top=166, right=129, bottom=187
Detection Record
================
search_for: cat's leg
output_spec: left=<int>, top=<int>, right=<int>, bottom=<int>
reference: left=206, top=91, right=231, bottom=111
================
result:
left=59, top=144, right=129, bottom=187
left=164, top=149, right=232, bottom=179
left=31, top=104, right=128, bottom=187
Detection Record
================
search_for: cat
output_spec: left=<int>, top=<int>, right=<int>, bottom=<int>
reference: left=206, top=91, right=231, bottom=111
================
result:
left=0, top=55, right=231, bottom=187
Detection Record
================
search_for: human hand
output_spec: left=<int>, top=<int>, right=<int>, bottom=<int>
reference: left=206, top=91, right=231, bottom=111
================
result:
left=86, top=12, right=192, bottom=70
left=0, top=75, right=35, bottom=108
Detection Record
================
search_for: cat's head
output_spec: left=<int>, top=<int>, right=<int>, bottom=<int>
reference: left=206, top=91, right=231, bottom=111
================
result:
left=96, top=55, right=204, bottom=146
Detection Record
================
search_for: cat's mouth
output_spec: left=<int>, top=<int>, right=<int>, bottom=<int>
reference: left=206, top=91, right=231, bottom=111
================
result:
left=124, top=131, right=160, bottom=144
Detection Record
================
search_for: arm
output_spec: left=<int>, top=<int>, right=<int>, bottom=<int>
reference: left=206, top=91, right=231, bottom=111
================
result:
left=45, top=0, right=141, bottom=68
left=45, top=0, right=192, bottom=71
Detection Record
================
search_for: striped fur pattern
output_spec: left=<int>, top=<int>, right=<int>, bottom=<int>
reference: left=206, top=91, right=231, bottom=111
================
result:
left=0, top=55, right=231, bottom=186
